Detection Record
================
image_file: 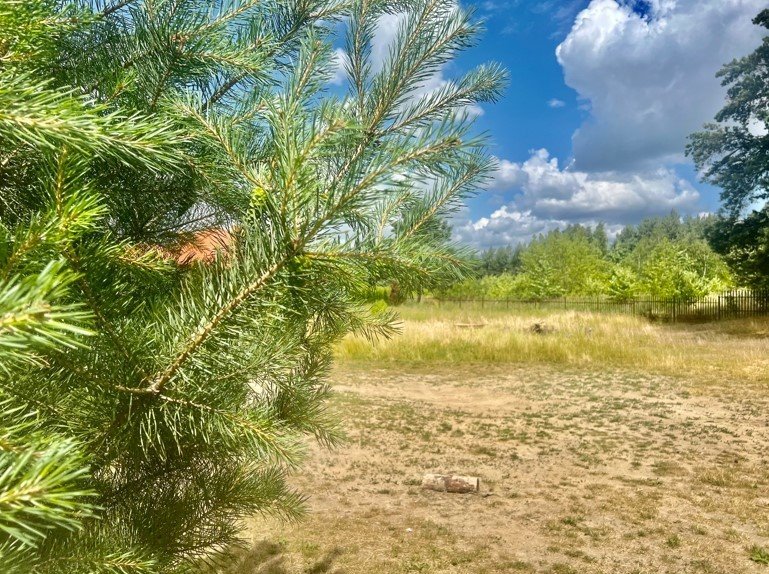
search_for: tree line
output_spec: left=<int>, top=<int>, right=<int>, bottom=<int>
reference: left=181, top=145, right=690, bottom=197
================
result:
left=443, top=212, right=734, bottom=301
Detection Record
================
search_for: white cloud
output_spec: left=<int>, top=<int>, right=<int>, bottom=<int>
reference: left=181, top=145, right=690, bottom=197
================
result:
left=547, top=98, right=566, bottom=108
left=748, top=116, right=769, bottom=137
left=453, top=205, right=630, bottom=249
left=457, top=148, right=701, bottom=248
left=370, top=12, right=404, bottom=73
left=556, top=0, right=766, bottom=172
left=453, top=207, right=566, bottom=248
left=500, top=149, right=699, bottom=219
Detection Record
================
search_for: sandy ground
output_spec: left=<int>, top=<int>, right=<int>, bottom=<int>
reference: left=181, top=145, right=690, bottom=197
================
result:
left=231, top=364, right=769, bottom=574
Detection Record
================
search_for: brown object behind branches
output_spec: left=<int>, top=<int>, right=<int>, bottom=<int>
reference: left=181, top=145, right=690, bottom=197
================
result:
left=170, top=228, right=233, bottom=266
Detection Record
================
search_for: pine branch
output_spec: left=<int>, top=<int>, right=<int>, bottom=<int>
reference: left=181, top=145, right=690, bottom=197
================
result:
left=0, top=411, right=95, bottom=551
left=399, top=161, right=490, bottom=240
left=0, top=0, right=502, bottom=568
left=0, top=262, right=92, bottom=370
left=154, top=394, right=301, bottom=465
left=145, top=259, right=285, bottom=394
left=101, top=0, right=138, bottom=17
left=200, top=1, right=338, bottom=111
left=0, top=74, right=184, bottom=172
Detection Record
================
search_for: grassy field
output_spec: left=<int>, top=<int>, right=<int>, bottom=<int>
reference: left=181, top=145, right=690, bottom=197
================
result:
left=338, top=302, right=769, bottom=386
left=222, top=304, right=769, bottom=574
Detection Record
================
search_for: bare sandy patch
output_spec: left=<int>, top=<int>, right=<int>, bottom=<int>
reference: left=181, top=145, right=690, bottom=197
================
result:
left=222, top=364, right=769, bottom=574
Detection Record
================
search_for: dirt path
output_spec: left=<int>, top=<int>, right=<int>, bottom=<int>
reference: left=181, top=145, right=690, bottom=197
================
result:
left=234, top=365, right=769, bottom=574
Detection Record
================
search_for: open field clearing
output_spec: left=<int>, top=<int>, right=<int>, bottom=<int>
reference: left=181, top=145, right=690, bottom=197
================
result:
left=223, top=308, right=769, bottom=574
left=338, top=303, right=769, bottom=386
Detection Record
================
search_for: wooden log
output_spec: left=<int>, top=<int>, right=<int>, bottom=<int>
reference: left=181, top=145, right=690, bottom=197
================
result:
left=421, top=473, right=480, bottom=494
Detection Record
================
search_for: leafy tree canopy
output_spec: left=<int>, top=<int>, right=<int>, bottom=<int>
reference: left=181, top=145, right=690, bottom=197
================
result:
left=517, top=226, right=609, bottom=297
left=442, top=215, right=733, bottom=300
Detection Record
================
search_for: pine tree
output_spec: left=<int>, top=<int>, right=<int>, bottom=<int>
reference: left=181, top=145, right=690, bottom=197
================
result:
left=687, top=9, right=769, bottom=215
left=0, top=0, right=505, bottom=572
left=687, top=9, right=769, bottom=285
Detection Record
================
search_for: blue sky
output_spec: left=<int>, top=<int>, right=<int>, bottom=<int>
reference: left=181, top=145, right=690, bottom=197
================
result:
left=431, top=0, right=768, bottom=248
left=463, top=1, right=588, bottom=163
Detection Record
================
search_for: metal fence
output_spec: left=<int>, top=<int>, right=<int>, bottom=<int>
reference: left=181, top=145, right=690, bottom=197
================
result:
left=434, top=290, right=769, bottom=323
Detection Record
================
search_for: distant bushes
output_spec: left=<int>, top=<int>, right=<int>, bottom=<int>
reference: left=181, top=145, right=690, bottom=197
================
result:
left=438, top=213, right=734, bottom=301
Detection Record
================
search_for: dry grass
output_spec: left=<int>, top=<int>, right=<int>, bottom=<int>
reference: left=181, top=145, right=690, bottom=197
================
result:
left=337, top=302, right=769, bottom=388
left=215, top=305, right=769, bottom=574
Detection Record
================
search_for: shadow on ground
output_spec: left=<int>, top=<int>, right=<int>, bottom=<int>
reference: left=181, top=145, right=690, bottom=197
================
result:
left=219, top=540, right=344, bottom=574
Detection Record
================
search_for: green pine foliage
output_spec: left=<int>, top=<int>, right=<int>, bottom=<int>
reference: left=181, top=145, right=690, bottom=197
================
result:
left=477, top=244, right=522, bottom=276
left=0, top=0, right=506, bottom=571
left=706, top=208, right=769, bottom=288
left=686, top=8, right=769, bottom=216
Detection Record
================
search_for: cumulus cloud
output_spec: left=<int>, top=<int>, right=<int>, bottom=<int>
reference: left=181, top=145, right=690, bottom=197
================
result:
left=555, top=0, right=766, bottom=172
left=370, top=12, right=403, bottom=73
left=457, top=148, right=701, bottom=248
left=373, top=1, right=767, bottom=248
left=496, top=149, right=698, bottom=220
left=453, top=207, right=568, bottom=248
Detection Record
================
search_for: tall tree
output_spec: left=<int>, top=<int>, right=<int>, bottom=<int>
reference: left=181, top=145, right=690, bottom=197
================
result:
left=687, top=9, right=769, bottom=215
left=0, top=1, right=506, bottom=572
left=705, top=207, right=769, bottom=288
left=477, top=244, right=522, bottom=276
left=687, top=9, right=769, bottom=285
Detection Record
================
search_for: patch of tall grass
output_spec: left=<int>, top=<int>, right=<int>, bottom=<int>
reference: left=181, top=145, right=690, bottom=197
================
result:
left=336, top=301, right=769, bottom=385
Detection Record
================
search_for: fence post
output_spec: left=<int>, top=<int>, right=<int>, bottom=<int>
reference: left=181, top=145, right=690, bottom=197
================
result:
left=433, top=291, right=764, bottom=321
left=717, top=296, right=721, bottom=321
